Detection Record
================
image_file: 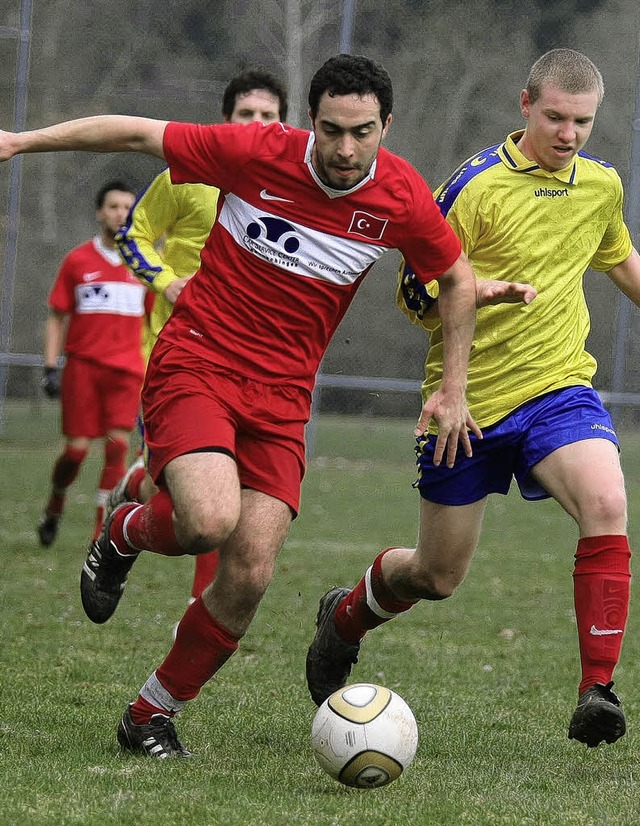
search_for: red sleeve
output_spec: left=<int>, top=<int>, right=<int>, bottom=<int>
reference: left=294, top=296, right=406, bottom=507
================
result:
left=163, top=121, right=266, bottom=190
left=400, top=174, right=461, bottom=284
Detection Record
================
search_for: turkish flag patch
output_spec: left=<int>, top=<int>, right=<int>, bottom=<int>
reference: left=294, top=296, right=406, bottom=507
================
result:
left=348, top=211, right=388, bottom=241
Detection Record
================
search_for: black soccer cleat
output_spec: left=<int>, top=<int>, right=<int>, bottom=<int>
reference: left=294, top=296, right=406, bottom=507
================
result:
left=568, top=680, right=626, bottom=747
left=37, top=510, right=61, bottom=547
left=117, top=705, right=191, bottom=759
left=306, top=586, right=361, bottom=706
left=80, top=503, right=139, bottom=624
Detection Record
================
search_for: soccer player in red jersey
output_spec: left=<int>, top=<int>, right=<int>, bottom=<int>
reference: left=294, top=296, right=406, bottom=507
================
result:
left=0, top=55, right=479, bottom=758
left=37, top=181, right=151, bottom=547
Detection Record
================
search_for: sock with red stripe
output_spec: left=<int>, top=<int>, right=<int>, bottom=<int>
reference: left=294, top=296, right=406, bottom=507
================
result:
left=573, top=534, right=631, bottom=694
left=129, top=597, right=240, bottom=723
left=334, top=548, right=418, bottom=643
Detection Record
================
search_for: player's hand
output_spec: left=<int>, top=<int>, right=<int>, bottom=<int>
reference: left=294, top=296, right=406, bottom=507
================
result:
left=163, top=275, right=193, bottom=305
left=476, top=280, right=537, bottom=307
left=0, top=131, right=18, bottom=162
left=41, top=366, right=60, bottom=398
left=414, top=389, right=482, bottom=468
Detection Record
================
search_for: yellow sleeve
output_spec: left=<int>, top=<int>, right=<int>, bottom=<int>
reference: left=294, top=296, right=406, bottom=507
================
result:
left=116, top=169, right=182, bottom=296
left=590, top=174, right=634, bottom=271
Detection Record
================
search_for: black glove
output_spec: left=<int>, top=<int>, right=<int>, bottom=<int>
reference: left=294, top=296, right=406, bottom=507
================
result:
left=41, top=366, right=60, bottom=398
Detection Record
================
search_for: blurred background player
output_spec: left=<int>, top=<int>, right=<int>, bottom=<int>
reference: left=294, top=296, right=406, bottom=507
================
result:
left=37, top=180, right=152, bottom=546
left=112, top=69, right=288, bottom=612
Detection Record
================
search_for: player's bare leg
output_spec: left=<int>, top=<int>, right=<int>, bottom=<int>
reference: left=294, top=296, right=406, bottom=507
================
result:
left=118, top=487, right=292, bottom=757
left=82, top=451, right=240, bottom=624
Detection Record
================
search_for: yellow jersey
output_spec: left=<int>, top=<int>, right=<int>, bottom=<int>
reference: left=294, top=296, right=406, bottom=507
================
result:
left=116, top=169, right=220, bottom=361
left=398, top=130, right=633, bottom=428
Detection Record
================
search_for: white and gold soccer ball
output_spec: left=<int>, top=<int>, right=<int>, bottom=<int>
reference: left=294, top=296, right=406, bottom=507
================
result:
left=311, top=683, right=419, bottom=789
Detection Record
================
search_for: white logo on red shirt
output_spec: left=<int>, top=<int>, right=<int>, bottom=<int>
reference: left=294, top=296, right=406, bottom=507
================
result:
left=83, top=270, right=102, bottom=281
left=260, top=189, right=295, bottom=204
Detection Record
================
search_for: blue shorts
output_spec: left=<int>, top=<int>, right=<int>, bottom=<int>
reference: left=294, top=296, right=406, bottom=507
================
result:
left=415, top=386, right=618, bottom=505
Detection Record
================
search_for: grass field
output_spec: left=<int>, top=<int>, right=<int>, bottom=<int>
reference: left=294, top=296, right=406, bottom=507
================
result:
left=2, top=401, right=640, bottom=825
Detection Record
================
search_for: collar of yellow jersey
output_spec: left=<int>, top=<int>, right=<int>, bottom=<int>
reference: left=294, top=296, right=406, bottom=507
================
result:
left=497, top=130, right=578, bottom=184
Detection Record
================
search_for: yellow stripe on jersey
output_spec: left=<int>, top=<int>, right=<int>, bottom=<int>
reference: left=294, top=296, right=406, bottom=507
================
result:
left=398, top=130, right=633, bottom=429
left=116, top=169, right=220, bottom=362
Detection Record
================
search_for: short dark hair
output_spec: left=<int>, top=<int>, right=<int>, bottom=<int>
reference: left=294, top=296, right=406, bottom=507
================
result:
left=95, top=179, right=135, bottom=209
left=308, top=54, right=393, bottom=124
left=222, top=69, right=288, bottom=122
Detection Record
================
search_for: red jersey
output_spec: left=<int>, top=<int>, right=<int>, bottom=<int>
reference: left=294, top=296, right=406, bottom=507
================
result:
left=48, top=236, right=149, bottom=377
left=161, top=121, right=461, bottom=392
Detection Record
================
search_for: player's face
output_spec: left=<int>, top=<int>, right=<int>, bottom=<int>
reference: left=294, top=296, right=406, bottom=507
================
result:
left=310, top=92, right=391, bottom=191
left=97, top=190, right=135, bottom=239
left=228, top=88, right=282, bottom=124
left=518, top=83, right=599, bottom=172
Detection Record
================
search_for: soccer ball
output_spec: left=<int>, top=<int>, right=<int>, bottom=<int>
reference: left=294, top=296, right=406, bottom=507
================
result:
left=311, top=683, right=419, bottom=789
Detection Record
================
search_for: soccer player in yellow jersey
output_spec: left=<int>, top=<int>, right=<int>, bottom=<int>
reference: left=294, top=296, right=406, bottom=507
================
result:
left=307, top=49, right=640, bottom=748
left=109, top=69, right=288, bottom=611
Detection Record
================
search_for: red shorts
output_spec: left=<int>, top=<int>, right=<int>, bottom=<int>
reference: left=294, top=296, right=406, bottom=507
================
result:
left=61, top=356, right=142, bottom=438
left=142, top=340, right=310, bottom=515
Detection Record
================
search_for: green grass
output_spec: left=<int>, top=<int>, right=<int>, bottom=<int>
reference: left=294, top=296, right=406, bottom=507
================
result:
left=2, top=402, right=640, bottom=825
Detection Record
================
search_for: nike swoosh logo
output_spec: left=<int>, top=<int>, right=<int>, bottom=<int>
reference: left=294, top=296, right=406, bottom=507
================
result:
left=589, top=624, right=624, bottom=636
left=260, top=189, right=295, bottom=203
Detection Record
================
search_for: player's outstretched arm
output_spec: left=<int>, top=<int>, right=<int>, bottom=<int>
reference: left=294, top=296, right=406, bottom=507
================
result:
left=0, top=115, right=168, bottom=162
left=606, top=248, right=640, bottom=306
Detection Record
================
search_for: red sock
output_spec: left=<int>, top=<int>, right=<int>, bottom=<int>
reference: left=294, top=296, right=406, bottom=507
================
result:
left=129, top=694, right=169, bottom=724
left=91, top=504, right=105, bottom=542
left=129, top=597, right=240, bottom=723
left=191, top=551, right=220, bottom=598
left=334, top=548, right=417, bottom=643
left=99, top=436, right=129, bottom=492
left=109, top=489, right=185, bottom=556
left=47, top=445, right=88, bottom=514
left=125, top=465, right=148, bottom=502
left=157, top=597, right=239, bottom=699
left=573, top=534, right=631, bottom=694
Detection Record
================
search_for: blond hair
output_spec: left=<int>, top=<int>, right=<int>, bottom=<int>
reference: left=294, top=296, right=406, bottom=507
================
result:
left=526, top=48, right=604, bottom=106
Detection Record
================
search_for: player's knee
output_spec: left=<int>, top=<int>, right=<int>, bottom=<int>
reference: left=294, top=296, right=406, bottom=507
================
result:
left=413, top=570, right=462, bottom=601
left=176, top=507, right=237, bottom=553
left=584, top=487, right=627, bottom=529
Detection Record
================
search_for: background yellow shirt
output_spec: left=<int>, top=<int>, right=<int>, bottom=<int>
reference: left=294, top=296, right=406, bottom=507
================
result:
left=117, top=169, right=220, bottom=362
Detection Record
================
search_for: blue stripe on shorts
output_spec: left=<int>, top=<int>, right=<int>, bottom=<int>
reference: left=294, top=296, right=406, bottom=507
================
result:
left=414, top=386, right=618, bottom=505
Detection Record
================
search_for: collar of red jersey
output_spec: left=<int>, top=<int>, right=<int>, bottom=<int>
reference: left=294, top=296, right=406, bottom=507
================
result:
left=499, top=130, right=578, bottom=184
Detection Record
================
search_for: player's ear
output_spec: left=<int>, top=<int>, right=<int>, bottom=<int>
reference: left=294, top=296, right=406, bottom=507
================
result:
left=520, top=89, right=530, bottom=118
left=381, top=114, right=392, bottom=140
